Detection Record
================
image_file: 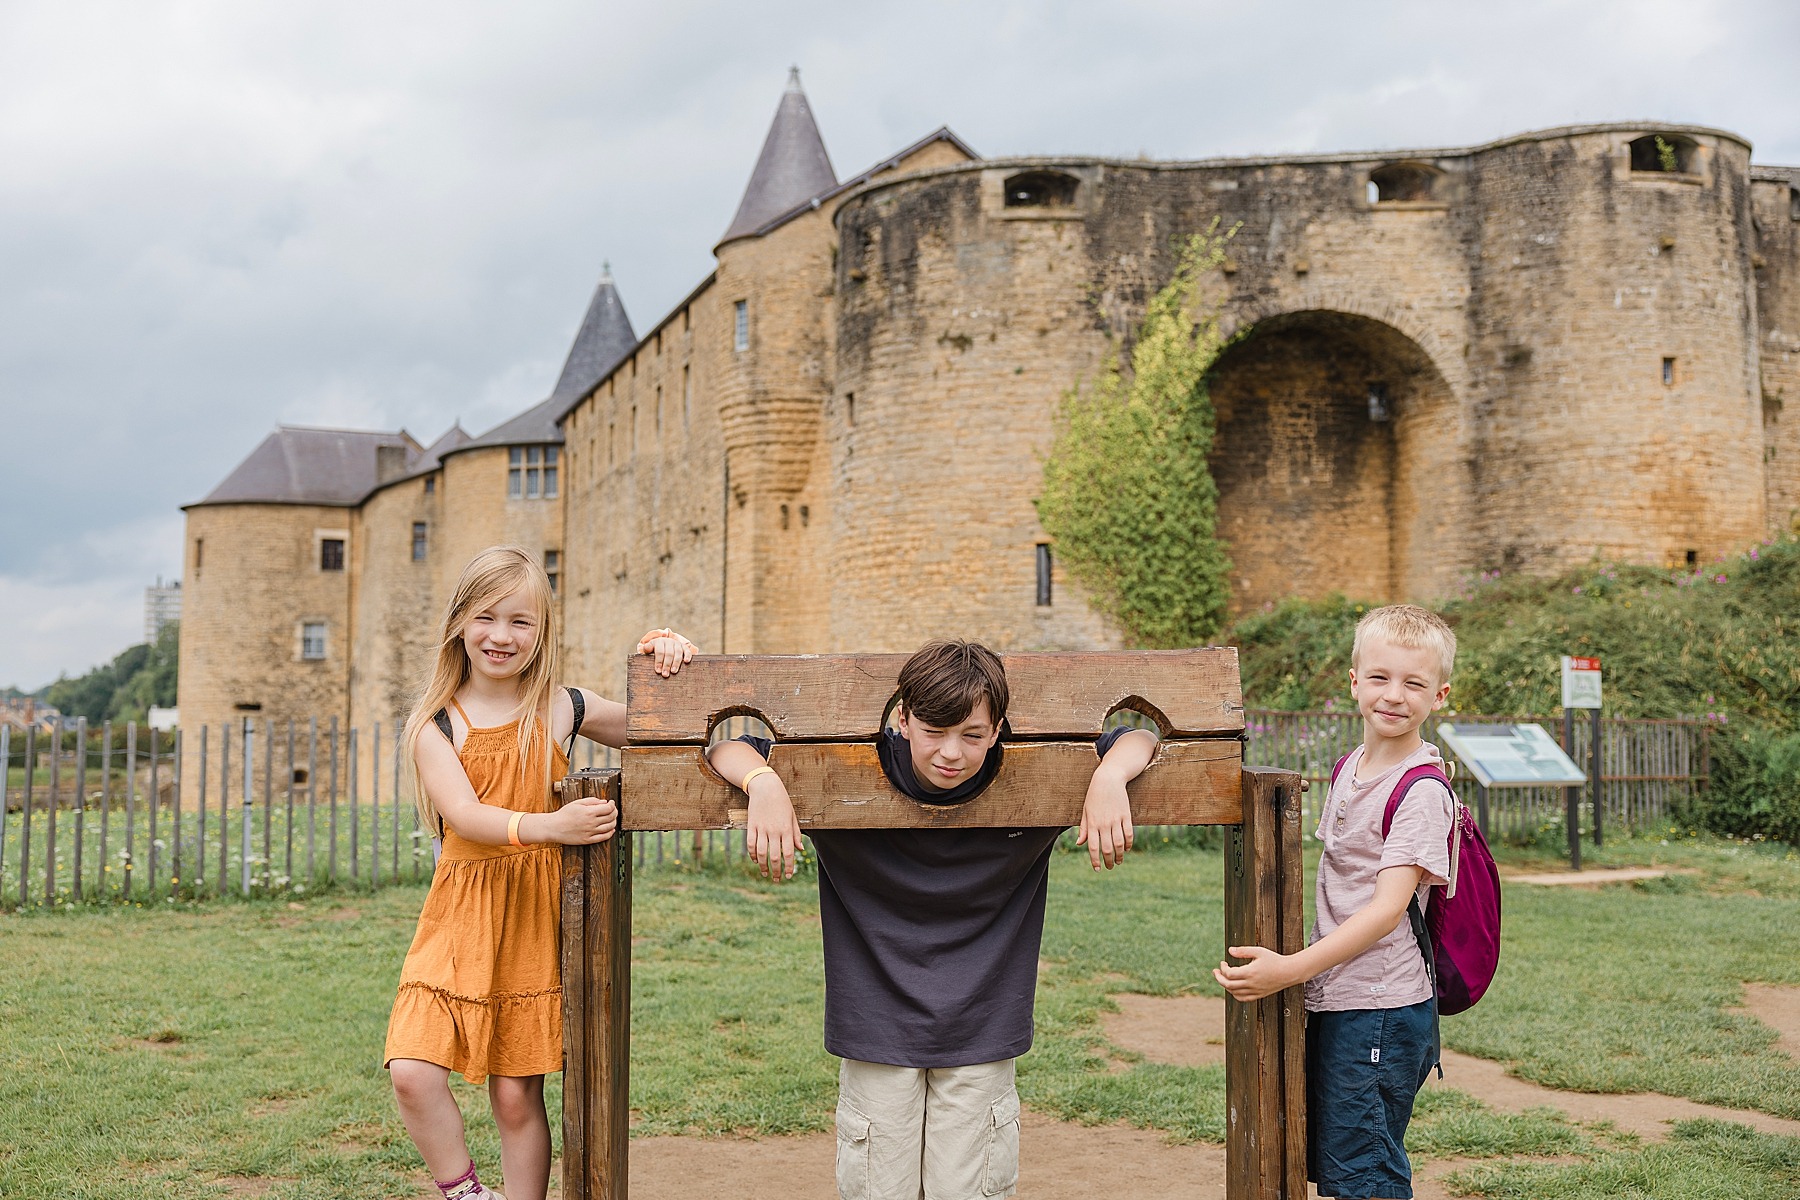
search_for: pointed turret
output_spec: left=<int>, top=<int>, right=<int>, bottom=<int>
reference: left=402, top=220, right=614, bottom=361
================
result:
left=548, top=262, right=637, bottom=415
left=720, top=67, right=838, bottom=244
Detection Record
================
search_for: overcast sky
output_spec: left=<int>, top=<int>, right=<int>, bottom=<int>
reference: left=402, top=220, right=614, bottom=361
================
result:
left=2, top=0, right=1796, bottom=690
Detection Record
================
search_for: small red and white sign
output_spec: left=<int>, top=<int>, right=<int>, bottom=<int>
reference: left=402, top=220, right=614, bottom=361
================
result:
left=1561, top=656, right=1603, bottom=709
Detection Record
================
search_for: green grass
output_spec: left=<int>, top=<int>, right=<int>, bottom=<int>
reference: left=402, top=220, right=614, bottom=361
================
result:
left=3, top=835, right=1799, bottom=1197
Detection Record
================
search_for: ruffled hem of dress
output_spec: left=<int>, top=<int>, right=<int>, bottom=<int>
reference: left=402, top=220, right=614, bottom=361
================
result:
left=386, top=980, right=563, bottom=1084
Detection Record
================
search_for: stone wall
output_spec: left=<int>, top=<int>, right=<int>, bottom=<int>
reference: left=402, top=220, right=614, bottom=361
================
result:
left=1754, top=169, right=1800, bottom=532
left=178, top=503, right=356, bottom=802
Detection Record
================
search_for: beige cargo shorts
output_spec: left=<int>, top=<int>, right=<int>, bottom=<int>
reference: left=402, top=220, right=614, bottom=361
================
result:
left=835, top=1057, right=1020, bottom=1200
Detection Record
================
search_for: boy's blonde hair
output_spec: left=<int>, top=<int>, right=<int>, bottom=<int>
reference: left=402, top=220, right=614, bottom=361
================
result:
left=1352, top=604, right=1456, bottom=685
left=402, top=546, right=562, bottom=833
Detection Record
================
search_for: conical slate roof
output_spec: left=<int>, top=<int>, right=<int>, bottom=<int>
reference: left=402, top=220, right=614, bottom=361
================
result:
left=721, top=68, right=838, bottom=244
left=547, top=264, right=636, bottom=414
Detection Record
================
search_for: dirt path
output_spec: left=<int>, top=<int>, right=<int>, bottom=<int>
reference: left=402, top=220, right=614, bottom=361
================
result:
left=540, top=986, right=1800, bottom=1200
left=1099, top=991, right=1800, bottom=1143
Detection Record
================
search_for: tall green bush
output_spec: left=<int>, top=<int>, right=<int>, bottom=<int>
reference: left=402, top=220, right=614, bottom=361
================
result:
left=1036, top=225, right=1236, bottom=648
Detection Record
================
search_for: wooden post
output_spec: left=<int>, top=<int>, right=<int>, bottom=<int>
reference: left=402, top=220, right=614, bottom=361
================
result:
left=1224, top=766, right=1306, bottom=1200
left=560, top=768, right=629, bottom=1200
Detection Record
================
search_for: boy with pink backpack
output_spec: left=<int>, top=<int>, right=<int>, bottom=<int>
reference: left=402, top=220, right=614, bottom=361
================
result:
left=1215, top=604, right=1499, bottom=1200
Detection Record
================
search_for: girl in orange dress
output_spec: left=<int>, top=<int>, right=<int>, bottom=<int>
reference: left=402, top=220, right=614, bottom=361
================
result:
left=385, top=545, right=694, bottom=1200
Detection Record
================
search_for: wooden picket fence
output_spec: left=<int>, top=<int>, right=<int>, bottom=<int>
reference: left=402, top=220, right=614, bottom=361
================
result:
left=0, top=709, right=1709, bottom=909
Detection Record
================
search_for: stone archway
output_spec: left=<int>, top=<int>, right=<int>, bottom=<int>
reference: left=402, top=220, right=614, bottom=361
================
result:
left=1205, top=310, right=1461, bottom=610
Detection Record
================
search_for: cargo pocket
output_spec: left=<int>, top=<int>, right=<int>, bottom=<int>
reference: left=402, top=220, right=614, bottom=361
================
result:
left=981, top=1090, right=1021, bottom=1196
left=835, top=1100, right=872, bottom=1200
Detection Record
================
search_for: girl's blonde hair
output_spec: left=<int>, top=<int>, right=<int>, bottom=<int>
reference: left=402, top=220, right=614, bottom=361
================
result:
left=403, top=546, right=562, bottom=833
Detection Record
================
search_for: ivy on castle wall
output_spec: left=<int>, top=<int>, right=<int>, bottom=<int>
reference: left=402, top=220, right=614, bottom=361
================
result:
left=1036, top=225, right=1237, bottom=649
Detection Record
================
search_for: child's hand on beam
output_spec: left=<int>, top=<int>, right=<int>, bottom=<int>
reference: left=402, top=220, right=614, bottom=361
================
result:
left=1077, top=764, right=1136, bottom=870
left=746, top=772, right=803, bottom=882
left=636, top=628, right=698, bottom=677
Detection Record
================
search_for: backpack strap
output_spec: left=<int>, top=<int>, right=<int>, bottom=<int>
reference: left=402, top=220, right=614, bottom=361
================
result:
left=565, top=686, right=584, bottom=759
left=1329, top=752, right=1353, bottom=789
left=1381, top=762, right=1454, bottom=1081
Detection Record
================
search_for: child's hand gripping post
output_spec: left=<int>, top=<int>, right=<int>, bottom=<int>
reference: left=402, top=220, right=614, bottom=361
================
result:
left=1213, top=863, right=1425, bottom=1002
left=549, top=793, right=619, bottom=845
left=705, top=737, right=802, bottom=880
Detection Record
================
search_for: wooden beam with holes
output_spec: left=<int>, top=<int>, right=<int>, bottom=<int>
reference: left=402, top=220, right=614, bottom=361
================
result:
left=558, top=649, right=1303, bottom=1200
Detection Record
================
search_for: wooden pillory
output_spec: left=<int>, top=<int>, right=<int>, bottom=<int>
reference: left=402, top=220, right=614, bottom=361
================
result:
left=556, top=649, right=1305, bottom=1199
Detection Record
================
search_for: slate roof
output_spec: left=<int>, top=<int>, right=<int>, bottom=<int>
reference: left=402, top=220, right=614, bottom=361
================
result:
left=192, top=426, right=422, bottom=507
left=721, top=68, right=838, bottom=244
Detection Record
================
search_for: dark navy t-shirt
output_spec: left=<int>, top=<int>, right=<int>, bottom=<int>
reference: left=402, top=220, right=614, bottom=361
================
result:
left=738, top=726, right=1134, bottom=1067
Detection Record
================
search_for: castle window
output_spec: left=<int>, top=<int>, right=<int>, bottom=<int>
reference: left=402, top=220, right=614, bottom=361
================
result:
left=1367, top=383, right=1390, bottom=422
left=412, top=523, right=427, bottom=561
left=320, top=539, right=345, bottom=571
left=424, top=476, right=435, bottom=495
left=1369, top=164, right=1436, bottom=203
left=734, top=300, right=749, bottom=352
left=682, top=365, right=691, bottom=426
left=1035, top=544, right=1053, bottom=607
left=301, top=622, right=327, bottom=661
left=508, top=446, right=558, bottom=498
left=846, top=392, right=856, bottom=426
left=1662, top=357, right=1677, bottom=386
left=1004, top=171, right=1078, bottom=208
left=655, top=385, right=663, bottom=436
left=630, top=406, right=638, bottom=455
left=1629, top=134, right=1696, bottom=174
left=544, top=550, right=560, bottom=594
left=194, top=537, right=203, bottom=572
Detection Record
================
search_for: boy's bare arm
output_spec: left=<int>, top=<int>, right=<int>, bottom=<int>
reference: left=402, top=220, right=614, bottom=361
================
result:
left=706, top=739, right=803, bottom=880
left=1077, top=728, right=1157, bottom=871
left=1211, top=864, right=1425, bottom=1002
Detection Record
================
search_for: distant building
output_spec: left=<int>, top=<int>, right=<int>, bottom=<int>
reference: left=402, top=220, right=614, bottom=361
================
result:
left=145, top=577, right=182, bottom=643
left=178, top=68, right=1800, bottom=805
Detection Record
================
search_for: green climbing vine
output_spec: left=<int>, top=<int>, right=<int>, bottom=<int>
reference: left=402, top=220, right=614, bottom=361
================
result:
left=1036, top=223, right=1238, bottom=648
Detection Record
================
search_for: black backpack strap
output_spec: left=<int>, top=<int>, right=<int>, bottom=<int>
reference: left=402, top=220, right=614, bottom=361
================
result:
left=565, top=686, right=584, bottom=758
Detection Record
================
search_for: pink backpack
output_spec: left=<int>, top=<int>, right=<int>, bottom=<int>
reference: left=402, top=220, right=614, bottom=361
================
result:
left=1330, top=754, right=1502, bottom=1016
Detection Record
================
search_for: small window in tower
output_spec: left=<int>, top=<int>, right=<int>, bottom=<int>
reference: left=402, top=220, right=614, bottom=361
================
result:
left=544, top=445, right=559, bottom=498
left=412, top=522, right=428, bottom=561
left=545, top=550, right=560, bottom=594
left=1629, top=134, right=1696, bottom=174
left=508, top=447, right=523, bottom=497
left=320, top=539, right=345, bottom=571
left=1662, top=357, right=1677, bottom=386
left=301, top=622, right=327, bottom=661
left=195, top=537, right=204, bottom=572
left=1004, top=170, right=1079, bottom=209
left=655, top=385, right=663, bottom=436
left=1035, top=544, right=1053, bottom=607
left=846, top=392, right=856, bottom=426
left=734, top=300, right=749, bottom=352
left=682, top=365, right=692, bottom=426
left=630, top=406, right=638, bottom=455
left=1367, top=383, right=1391, bottom=422
left=424, top=475, right=435, bottom=495
left=1685, top=549, right=1698, bottom=567
left=1369, top=164, right=1437, bottom=203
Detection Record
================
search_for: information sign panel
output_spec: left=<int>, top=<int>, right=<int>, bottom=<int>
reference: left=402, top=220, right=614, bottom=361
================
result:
left=1561, top=655, right=1603, bottom=709
left=1437, top=722, right=1588, bottom=788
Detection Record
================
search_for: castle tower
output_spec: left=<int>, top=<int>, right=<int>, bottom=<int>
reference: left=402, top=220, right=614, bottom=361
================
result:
left=712, top=68, right=842, bottom=654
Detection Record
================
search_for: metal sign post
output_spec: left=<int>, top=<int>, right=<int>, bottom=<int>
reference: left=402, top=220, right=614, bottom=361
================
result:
left=1560, top=657, right=1604, bottom=863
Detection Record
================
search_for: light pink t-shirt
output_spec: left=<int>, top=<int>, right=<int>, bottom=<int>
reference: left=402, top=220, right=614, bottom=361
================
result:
left=1303, top=741, right=1453, bottom=1013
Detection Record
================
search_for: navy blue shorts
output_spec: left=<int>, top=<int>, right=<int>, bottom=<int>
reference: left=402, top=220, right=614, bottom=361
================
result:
left=1306, top=1000, right=1437, bottom=1199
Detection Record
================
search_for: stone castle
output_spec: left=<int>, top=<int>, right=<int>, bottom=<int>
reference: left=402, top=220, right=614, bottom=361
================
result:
left=179, top=69, right=1800, bottom=795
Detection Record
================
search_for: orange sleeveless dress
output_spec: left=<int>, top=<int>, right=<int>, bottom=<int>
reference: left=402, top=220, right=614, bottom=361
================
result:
left=384, top=708, right=568, bottom=1083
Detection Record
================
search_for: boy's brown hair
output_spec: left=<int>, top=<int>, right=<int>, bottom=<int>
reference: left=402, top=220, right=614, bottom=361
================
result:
left=896, top=640, right=1010, bottom=728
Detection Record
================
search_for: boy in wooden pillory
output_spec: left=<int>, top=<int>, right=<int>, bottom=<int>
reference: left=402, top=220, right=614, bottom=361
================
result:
left=556, top=640, right=1304, bottom=1200
left=706, top=639, right=1158, bottom=1200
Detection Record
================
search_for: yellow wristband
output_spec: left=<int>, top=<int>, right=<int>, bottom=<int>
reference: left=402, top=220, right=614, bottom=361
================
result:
left=508, top=811, right=527, bottom=847
left=739, top=765, right=776, bottom=793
